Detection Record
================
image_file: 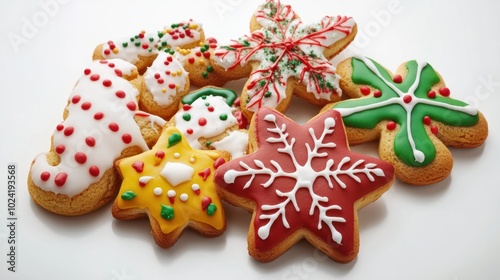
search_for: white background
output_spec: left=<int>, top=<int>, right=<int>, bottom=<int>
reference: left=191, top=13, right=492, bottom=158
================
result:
left=1, top=0, right=500, bottom=279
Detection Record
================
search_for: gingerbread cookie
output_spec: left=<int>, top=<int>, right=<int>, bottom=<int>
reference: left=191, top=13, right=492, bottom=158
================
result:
left=93, top=20, right=204, bottom=74
left=28, top=59, right=165, bottom=216
left=212, top=0, right=357, bottom=119
left=325, top=56, right=488, bottom=185
left=214, top=107, right=394, bottom=263
left=113, top=126, right=229, bottom=248
left=168, top=86, right=248, bottom=159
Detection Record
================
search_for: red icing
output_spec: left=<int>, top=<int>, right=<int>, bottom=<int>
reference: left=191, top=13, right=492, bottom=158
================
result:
left=84, top=69, right=91, bottom=75
left=115, top=90, right=126, bottom=98
left=126, top=102, right=137, bottom=111
left=81, top=102, right=92, bottom=110
left=214, top=108, right=394, bottom=257
left=55, top=144, right=65, bottom=154
left=213, top=157, right=226, bottom=169
left=423, top=116, right=431, bottom=125
left=122, top=134, right=132, bottom=144
left=403, top=95, right=412, bottom=103
left=393, top=74, right=403, bottom=83
left=56, top=124, right=64, bottom=131
left=188, top=57, right=195, bottom=64
left=64, top=126, right=74, bottom=136
left=71, top=95, right=81, bottom=104
left=132, top=161, right=144, bottom=173
left=85, top=137, right=96, bottom=147
left=94, top=112, right=104, bottom=120
left=102, top=79, right=112, bottom=87
left=40, top=172, right=51, bottom=181
left=115, top=69, right=122, bottom=77
left=168, top=83, right=176, bottom=89
left=74, top=152, right=87, bottom=164
left=109, top=123, right=119, bottom=132
left=186, top=128, right=193, bottom=134
left=198, top=168, right=211, bottom=181
left=373, top=90, right=382, bottom=98
left=439, top=87, right=450, bottom=97
left=386, top=121, right=396, bottom=130
left=198, top=118, right=207, bottom=126
left=427, top=90, right=436, bottom=98
left=90, top=74, right=100, bottom=81
left=431, top=126, right=439, bottom=134
left=89, top=166, right=100, bottom=177
left=54, top=172, right=68, bottom=187
left=201, top=197, right=212, bottom=210
left=155, top=151, right=165, bottom=159
left=360, top=86, right=370, bottom=95
left=183, top=104, right=192, bottom=111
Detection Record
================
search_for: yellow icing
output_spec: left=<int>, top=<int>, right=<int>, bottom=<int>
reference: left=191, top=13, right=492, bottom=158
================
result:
left=117, top=126, right=225, bottom=234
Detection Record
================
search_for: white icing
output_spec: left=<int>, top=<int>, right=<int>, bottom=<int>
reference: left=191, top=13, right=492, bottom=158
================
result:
left=191, top=184, right=200, bottom=192
left=180, top=193, right=188, bottom=202
left=211, top=130, right=248, bottom=159
left=102, top=32, right=160, bottom=64
left=174, top=95, right=238, bottom=150
left=160, top=162, right=194, bottom=186
left=167, top=190, right=176, bottom=197
left=223, top=111, right=386, bottom=244
left=31, top=59, right=164, bottom=197
left=139, top=176, right=155, bottom=186
left=153, top=187, right=163, bottom=196
left=143, top=52, right=188, bottom=106
left=159, top=21, right=202, bottom=49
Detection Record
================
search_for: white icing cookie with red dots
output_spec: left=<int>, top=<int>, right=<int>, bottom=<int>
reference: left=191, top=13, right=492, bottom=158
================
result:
left=168, top=86, right=249, bottom=159
left=28, top=59, right=166, bottom=216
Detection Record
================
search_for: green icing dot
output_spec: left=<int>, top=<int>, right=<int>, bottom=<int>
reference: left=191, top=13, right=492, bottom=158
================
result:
left=182, top=113, right=191, bottom=121
left=149, top=37, right=154, bottom=42
left=219, top=114, right=228, bottom=121
left=206, top=203, right=217, bottom=216
left=134, top=41, right=141, bottom=47
left=160, top=205, right=174, bottom=220
left=130, top=37, right=135, bottom=42
left=167, top=132, right=182, bottom=148
left=161, top=41, right=167, bottom=47
left=202, top=71, right=208, bottom=78
left=121, top=191, right=136, bottom=201
left=134, top=35, right=139, bottom=39
left=205, top=141, right=212, bottom=147
left=122, top=42, right=128, bottom=48
left=206, top=65, right=213, bottom=73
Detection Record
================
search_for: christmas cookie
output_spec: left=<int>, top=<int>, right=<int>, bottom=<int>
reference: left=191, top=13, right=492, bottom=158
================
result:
left=211, top=0, right=357, bottom=119
left=214, top=107, right=395, bottom=263
left=28, top=59, right=166, bottom=216
left=113, top=126, right=230, bottom=248
left=168, top=86, right=249, bottom=159
left=93, top=20, right=204, bottom=74
left=325, top=56, right=488, bottom=185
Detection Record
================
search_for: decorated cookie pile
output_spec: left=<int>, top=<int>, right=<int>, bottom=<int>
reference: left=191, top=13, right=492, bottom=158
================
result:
left=28, top=0, right=488, bottom=264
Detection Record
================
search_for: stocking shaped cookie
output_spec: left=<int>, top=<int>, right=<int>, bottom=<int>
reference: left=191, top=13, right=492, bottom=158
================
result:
left=168, top=86, right=249, bottom=159
left=28, top=59, right=165, bottom=216
left=326, top=56, right=488, bottom=185
left=214, top=108, right=394, bottom=263
left=212, top=0, right=357, bottom=119
left=113, top=127, right=229, bottom=248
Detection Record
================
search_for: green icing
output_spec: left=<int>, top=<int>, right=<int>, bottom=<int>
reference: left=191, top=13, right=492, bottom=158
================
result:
left=167, top=132, right=182, bottom=148
left=206, top=203, right=217, bottom=216
left=160, top=205, right=174, bottom=220
left=333, top=57, right=479, bottom=167
left=181, top=88, right=238, bottom=107
left=121, top=190, right=136, bottom=201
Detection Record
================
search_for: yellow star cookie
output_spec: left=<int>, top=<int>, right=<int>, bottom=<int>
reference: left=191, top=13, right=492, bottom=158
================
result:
left=113, top=126, right=229, bottom=248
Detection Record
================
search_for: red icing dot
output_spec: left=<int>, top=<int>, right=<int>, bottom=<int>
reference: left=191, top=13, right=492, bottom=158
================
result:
left=165, top=70, right=171, bottom=75
left=54, top=172, right=68, bottom=187
left=198, top=168, right=211, bottom=181
left=142, top=43, right=149, bottom=49
left=115, top=69, right=122, bottom=77
left=208, top=37, right=217, bottom=44
left=85, top=137, right=96, bottom=147
left=207, top=106, right=214, bottom=112
left=138, top=33, right=144, bottom=39
left=64, top=126, right=74, bottom=136
left=109, top=123, right=119, bottom=132
left=122, top=133, right=132, bottom=144
left=102, top=79, right=112, bottom=87
left=188, top=57, right=195, bottom=64
left=373, top=90, right=382, bottom=98
left=40, top=171, right=51, bottom=181
left=100, top=60, right=108, bottom=64
left=71, top=95, right=81, bottom=104
left=90, top=74, right=100, bottom=81
left=157, top=78, right=164, bottom=84
left=74, top=152, right=87, bottom=164
left=198, top=118, right=207, bottom=126
left=168, top=83, right=176, bottom=89
left=427, top=90, right=436, bottom=98
left=439, top=87, right=450, bottom=97
left=186, top=128, right=193, bottom=134
left=183, top=104, right=192, bottom=111
left=89, top=166, right=100, bottom=177
left=81, top=102, right=92, bottom=110
left=132, top=161, right=144, bottom=173
left=108, top=63, right=115, bottom=68
left=179, top=33, right=185, bottom=39
left=423, top=116, right=431, bottom=125
left=403, top=95, right=412, bottom=104
left=55, top=144, right=65, bottom=154
left=164, top=61, right=170, bottom=66
left=155, top=150, right=165, bottom=159
left=386, top=121, right=397, bottom=130
left=431, top=126, right=439, bottom=134
left=104, top=49, right=110, bottom=55
left=360, top=86, right=371, bottom=95
left=167, top=56, right=173, bottom=62
left=115, top=90, right=126, bottom=98
left=154, top=73, right=161, bottom=79
left=203, top=52, right=211, bottom=59
left=94, top=112, right=104, bottom=120
left=56, top=124, right=64, bottom=131
left=393, top=74, right=403, bottom=83
left=84, top=69, right=91, bottom=75
left=127, top=101, right=137, bottom=111
left=195, top=51, right=202, bottom=57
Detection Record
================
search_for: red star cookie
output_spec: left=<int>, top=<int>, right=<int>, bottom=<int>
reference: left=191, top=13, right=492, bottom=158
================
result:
left=214, top=108, right=394, bottom=263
